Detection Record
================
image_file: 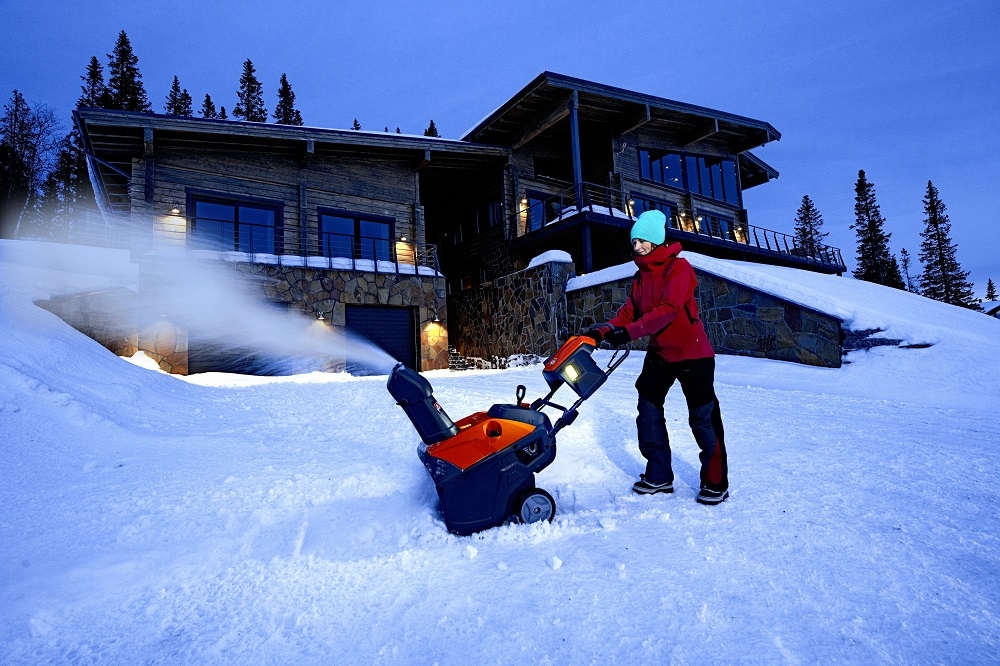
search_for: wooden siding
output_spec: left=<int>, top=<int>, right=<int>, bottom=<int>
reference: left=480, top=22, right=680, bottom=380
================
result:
left=131, top=146, right=421, bottom=256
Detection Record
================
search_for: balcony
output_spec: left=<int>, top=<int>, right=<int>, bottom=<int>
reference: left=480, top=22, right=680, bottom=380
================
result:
left=515, top=182, right=845, bottom=274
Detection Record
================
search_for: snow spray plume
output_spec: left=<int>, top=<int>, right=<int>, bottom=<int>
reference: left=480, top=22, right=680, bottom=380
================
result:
left=7, top=212, right=399, bottom=375
left=136, top=250, right=399, bottom=375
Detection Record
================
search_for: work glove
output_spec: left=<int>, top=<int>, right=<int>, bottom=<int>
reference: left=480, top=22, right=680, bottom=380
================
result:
left=583, top=324, right=611, bottom=343
left=602, top=326, right=631, bottom=348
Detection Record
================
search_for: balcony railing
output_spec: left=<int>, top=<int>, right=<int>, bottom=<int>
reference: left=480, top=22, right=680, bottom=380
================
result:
left=517, top=181, right=845, bottom=270
left=183, top=222, right=440, bottom=275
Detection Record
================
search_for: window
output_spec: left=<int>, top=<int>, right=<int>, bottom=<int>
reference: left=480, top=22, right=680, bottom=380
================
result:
left=189, top=195, right=282, bottom=254
left=631, top=197, right=678, bottom=231
left=526, top=191, right=548, bottom=232
left=318, top=209, right=394, bottom=261
left=639, top=149, right=741, bottom=207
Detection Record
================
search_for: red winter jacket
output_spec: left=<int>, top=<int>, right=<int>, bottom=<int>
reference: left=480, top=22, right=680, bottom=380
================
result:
left=609, top=242, right=715, bottom=362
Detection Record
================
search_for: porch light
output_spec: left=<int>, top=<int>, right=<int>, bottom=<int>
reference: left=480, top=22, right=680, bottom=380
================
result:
left=170, top=204, right=180, bottom=215
left=400, top=236, right=407, bottom=242
left=520, top=197, right=528, bottom=205
left=433, top=313, right=440, bottom=322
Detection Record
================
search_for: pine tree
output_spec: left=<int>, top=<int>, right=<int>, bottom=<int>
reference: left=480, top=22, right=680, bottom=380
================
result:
left=219, top=106, right=228, bottom=120
left=78, top=56, right=111, bottom=108
left=850, top=170, right=905, bottom=289
left=352, top=118, right=361, bottom=130
left=233, top=59, right=267, bottom=122
left=395, top=127, right=400, bottom=133
left=423, top=119, right=439, bottom=137
left=899, top=248, right=919, bottom=293
left=917, top=180, right=979, bottom=310
left=986, top=278, right=997, bottom=302
left=200, top=94, right=218, bottom=119
left=273, top=73, right=303, bottom=125
left=792, top=194, right=828, bottom=257
left=38, top=130, right=93, bottom=240
left=106, top=30, right=150, bottom=112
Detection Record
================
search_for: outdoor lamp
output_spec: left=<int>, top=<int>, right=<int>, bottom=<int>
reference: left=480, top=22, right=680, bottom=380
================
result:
left=170, top=204, right=180, bottom=215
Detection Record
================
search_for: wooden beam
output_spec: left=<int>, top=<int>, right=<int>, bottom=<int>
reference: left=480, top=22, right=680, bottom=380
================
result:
left=299, top=138, right=314, bottom=167
left=143, top=127, right=154, bottom=156
left=414, top=149, right=431, bottom=171
left=680, top=118, right=718, bottom=147
left=512, top=94, right=573, bottom=150
left=617, top=104, right=651, bottom=136
left=734, top=129, right=772, bottom=154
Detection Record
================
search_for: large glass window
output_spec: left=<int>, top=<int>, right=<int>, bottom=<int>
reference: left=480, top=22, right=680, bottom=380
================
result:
left=190, top=196, right=280, bottom=254
left=639, top=148, right=741, bottom=207
left=319, top=209, right=394, bottom=262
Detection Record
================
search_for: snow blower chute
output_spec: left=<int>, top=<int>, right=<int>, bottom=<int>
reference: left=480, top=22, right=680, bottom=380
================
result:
left=387, top=336, right=628, bottom=536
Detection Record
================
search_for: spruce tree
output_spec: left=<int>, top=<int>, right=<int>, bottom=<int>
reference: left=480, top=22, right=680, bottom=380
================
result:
left=423, top=119, right=439, bottom=137
left=917, top=180, right=979, bottom=309
left=352, top=118, right=361, bottom=130
left=273, top=73, right=303, bottom=125
left=165, top=77, right=194, bottom=116
left=233, top=59, right=267, bottom=122
left=106, top=30, right=150, bottom=112
left=792, top=194, right=827, bottom=256
left=395, top=127, right=400, bottom=133
left=850, top=170, right=905, bottom=289
left=219, top=106, right=228, bottom=120
left=78, top=56, right=111, bottom=108
left=986, top=278, right=997, bottom=302
left=899, top=248, right=919, bottom=293
left=200, top=94, right=218, bottom=119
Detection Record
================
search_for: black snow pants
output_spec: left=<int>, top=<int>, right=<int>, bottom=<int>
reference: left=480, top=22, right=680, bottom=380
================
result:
left=634, top=354, right=728, bottom=492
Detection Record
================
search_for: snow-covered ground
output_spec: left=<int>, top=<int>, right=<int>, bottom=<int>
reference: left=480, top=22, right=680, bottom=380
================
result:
left=2, top=241, right=999, bottom=664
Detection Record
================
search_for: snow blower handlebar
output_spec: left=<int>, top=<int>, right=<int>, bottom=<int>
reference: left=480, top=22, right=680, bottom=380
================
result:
left=526, top=336, right=629, bottom=436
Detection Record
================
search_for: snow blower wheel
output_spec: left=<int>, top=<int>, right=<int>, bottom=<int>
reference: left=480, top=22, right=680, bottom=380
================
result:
left=517, top=488, right=555, bottom=525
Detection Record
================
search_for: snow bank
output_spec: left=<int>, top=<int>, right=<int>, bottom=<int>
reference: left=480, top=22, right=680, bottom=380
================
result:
left=2, top=241, right=1000, bottom=663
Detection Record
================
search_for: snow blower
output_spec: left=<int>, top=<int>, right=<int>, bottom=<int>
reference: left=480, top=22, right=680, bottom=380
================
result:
left=387, top=336, right=628, bottom=536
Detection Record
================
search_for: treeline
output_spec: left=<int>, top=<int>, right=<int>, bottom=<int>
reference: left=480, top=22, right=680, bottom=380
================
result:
left=794, top=170, right=987, bottom=311
left=0, top=29, right=441, bottom=239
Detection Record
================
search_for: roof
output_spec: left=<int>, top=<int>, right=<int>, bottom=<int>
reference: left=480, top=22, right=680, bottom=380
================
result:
left=75, top=108, right=510, bottom=216
left=461, top=71, right=781, bottom=154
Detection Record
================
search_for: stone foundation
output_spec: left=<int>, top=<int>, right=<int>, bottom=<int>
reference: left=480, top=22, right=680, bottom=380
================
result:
left=447, top=260, right=574, bottom=359
left=567, top=269, right=843, bottom=368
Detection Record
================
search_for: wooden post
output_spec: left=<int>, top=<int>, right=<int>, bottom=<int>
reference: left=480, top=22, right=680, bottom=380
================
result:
left=569, top=90, right=583, bottom=210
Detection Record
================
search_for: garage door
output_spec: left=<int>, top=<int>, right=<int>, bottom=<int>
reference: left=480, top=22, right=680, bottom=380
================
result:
left=345, top=305, right=418, bottom=373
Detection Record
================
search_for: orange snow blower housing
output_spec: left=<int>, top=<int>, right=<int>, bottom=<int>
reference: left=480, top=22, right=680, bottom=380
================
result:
left=387, top=335, right=628, bottom=535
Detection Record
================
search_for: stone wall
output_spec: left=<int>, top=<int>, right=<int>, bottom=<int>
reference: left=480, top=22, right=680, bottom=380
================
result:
left=566, top=269, right=843, bottom=368
left=447, top=260, right=575, bottom=360
left=237, top=262, right=448, bottom=371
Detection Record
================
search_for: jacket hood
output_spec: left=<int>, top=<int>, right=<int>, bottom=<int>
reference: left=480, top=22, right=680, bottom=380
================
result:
left=634, top=242, right=682, bottom=272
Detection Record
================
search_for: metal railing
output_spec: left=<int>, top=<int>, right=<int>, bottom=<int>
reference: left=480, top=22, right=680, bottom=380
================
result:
left=519, top=182, right=628, bottom=232
left=183, top=221, right=440, bottom=275
left=517, top=181, right=845, bottom=269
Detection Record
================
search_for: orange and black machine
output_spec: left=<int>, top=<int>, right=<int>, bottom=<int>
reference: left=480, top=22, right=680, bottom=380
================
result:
left=387, top=336, right=628, bottom=535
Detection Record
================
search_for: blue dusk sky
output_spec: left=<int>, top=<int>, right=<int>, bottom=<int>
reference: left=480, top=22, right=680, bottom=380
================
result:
left=2, top=0, right=998, bottom=295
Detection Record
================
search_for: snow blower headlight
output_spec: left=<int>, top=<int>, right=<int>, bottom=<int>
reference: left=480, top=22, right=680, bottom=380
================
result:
left=542, top=336, right=608, bottom=399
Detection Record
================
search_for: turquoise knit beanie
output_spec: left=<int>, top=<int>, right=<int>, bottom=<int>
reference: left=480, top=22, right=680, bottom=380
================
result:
left=630, top=209, right=666, bottom=245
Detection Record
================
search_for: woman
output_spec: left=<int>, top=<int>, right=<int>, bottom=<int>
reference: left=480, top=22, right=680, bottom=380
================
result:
left=587, top=209, right=729, bottom=505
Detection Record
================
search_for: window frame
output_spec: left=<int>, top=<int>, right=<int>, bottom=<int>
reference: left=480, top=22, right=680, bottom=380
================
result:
left=638, top=148, right=742, bottom=208
left=317, top=207, right=396, bottom=261
left=186, top=189, right=284, bottom=254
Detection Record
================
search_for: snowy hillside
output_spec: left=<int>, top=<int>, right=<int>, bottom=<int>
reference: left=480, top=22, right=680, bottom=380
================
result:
left=2, top=242, right=999, bottom=663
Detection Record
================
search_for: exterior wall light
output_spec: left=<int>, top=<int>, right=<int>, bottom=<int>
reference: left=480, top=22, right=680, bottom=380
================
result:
left=170, top=205, right=181, bottom=215
left=520, top=197, right=528, bottom=206
left=400, top=236, right=407, bottom=242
